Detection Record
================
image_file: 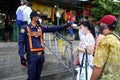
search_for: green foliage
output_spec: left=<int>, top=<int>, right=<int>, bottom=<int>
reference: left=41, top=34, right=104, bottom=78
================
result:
left=116, top=25, right=120, bottom=35
left=91, top=0, right=120, bottom=35
left=91, top=0, right=120, bottom=20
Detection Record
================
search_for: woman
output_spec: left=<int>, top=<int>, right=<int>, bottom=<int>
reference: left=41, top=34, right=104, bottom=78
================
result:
left=73, top=21, right=96, bottom=80
left=5, top=13, right=12, bottom=42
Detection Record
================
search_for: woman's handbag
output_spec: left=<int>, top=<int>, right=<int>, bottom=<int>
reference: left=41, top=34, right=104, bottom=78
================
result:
left=79, top=49, right=93, bottom=80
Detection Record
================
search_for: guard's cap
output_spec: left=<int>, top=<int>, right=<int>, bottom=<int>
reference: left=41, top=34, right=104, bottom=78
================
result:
left=30, top=10, right=39, bottom=18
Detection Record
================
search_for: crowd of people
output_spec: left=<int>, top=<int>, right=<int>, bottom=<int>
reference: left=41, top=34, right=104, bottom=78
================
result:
left=2, top=0, right=120, bottom=80
left=73, top=15, right=120, bottom=80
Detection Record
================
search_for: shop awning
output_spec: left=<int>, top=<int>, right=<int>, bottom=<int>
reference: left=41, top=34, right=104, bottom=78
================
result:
left=0, top=0, right=92, bottom=14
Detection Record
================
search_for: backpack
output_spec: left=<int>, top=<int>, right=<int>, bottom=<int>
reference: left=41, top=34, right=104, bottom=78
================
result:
left=16, top=9, right=23, bottom=27
left=16, top=7, right=26, bottom=27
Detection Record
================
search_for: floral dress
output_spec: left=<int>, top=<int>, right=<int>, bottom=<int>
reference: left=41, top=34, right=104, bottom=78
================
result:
left=78, top=33, right=95, bottom=67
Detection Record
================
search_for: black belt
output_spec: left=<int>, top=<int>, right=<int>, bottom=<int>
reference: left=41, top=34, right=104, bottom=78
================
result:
left=27, top=51, right=44, bottom=56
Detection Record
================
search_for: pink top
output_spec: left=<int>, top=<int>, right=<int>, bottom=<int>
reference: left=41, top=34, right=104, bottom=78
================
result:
left=93, top=34, right=104, bottom=54
left=96, top=34, right=104, bottom=46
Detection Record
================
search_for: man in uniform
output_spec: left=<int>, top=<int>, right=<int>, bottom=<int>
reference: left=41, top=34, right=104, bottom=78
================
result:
left=18, top=10, right=72, bottom=80
left=90, top=15, right=120, bottom=80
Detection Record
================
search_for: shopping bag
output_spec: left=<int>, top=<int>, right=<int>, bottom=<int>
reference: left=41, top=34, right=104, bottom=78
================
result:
left=79, top=49, right=92, bottom=80
left=79, top=66, right=93, bottom=80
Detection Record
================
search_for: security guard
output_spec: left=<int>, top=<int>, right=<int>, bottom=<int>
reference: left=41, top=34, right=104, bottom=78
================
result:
left=18, top=10, right=72, bottom=80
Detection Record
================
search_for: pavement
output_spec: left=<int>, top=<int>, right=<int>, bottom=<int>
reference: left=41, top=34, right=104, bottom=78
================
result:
left=0, top=41, right=79, bottom=80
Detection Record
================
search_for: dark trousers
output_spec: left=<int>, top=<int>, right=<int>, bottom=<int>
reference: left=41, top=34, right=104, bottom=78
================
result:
left=27, top=53, right=44, bottom=80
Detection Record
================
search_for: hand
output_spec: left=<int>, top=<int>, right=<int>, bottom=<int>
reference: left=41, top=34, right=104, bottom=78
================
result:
left=21, top=57, right=27, bottom=67
left=67, top=22, right=73, bottom=26
left=72, top=47, right=78, bottom=55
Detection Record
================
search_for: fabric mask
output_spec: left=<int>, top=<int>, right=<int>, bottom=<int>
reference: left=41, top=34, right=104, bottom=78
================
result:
left=99, top=26, right=108, bottom=33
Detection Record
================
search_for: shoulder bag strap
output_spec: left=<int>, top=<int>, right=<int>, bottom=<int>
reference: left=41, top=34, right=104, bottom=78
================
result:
left=106, top=33, right=120, bottom=41
left=79, top=52, right=85, bottom=75
left=22, top=6, right=27, bottom=13
left=21, top=7, right=27, bottom=20
left=85, top=49, right=88, bottom=80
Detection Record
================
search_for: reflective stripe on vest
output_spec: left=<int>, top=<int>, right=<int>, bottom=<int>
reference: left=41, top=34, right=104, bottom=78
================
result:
left=26, top=25, right=44, bottom=52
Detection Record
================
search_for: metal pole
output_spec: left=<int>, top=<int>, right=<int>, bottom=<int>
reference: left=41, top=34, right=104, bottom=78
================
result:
left=82, top=2, right=85, bottom=20
left=56, top=4, right=59, bottom=26
left=71, top=42, right=76, bottom=80
left=80, top=0, right=88, bottom=21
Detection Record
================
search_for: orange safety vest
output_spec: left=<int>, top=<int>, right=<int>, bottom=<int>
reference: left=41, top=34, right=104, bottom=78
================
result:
left=26, top=25, right=44, bottom=52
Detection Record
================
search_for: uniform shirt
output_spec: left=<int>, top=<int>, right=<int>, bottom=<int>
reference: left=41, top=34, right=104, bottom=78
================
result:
left=93, top=34, right=120, bottom=77
left=16, top=5, right=32, bottom=24
left=18, top=24, right=68, bottom=58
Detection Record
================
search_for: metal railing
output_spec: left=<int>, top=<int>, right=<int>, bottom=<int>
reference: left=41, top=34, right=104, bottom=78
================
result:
left=44, top=32, right=76, bottom=80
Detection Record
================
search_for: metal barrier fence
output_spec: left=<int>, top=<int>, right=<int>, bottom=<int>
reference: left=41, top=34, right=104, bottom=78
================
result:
left=44, top=32, right=76, bottom=80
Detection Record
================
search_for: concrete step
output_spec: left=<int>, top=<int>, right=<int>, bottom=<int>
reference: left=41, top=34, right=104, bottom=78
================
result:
left=3, top=68, right=73, bottom=80
left=0, top=42, right=75, bottom=80
left=1, top=61, right=73, bottom=80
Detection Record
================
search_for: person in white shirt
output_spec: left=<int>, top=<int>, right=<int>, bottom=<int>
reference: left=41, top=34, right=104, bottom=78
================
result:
left=16, top=0, right=32, bottom=25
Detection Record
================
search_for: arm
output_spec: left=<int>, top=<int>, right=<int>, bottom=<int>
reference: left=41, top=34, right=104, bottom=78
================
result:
left=90, top=66, right=103, bottom=80
left=18, top=27, right=26, bottom=59
left=72, top=25, right=80, bottom=30
left=18, top=27, right=27, bottom=66
left=75, top=35, right=95, bottom=54
left=75, top=45, right=93, bottom=54
left=8, top=15, right=11, bottom=25
left=91, top=37, right=110, bottom=80
left=16, top=7, right=19, bottom=15
left=42, top=23, right=72, bottom=32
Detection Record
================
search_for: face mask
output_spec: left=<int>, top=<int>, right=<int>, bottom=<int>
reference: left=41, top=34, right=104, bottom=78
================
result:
left=38, top=19, right=42, bottom=24
left=99, top=26, right=108, bottom=33
left=80, top=28, right=85, bottom=34
left=37, top=19, right=42, bottom=24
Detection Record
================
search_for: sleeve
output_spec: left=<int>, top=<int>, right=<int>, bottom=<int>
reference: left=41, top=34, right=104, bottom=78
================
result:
left=93, top=37, right=110, bottom=68
left=16, top=7, right=20, bottom=15
left=42, top=25, right=68, bottom=33
left=26, top=7, right=32, bottom=24
left=18, top=27, right=26, bottom=58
